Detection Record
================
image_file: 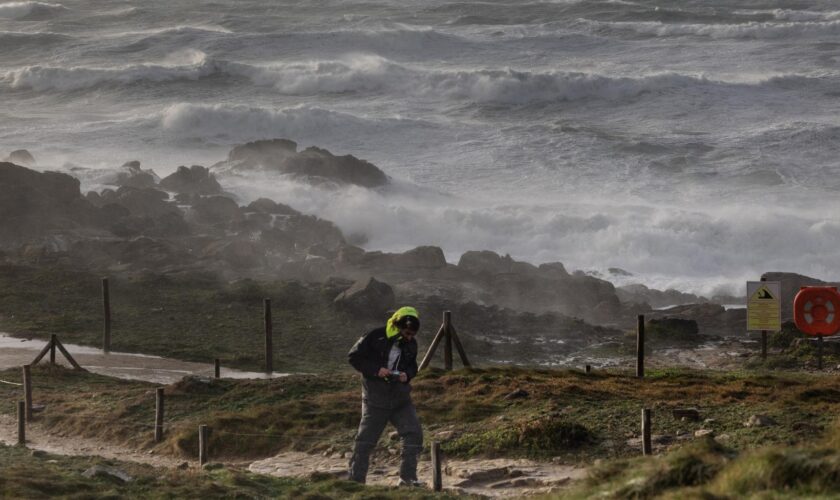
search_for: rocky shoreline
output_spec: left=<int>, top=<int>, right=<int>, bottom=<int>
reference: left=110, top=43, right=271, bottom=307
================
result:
left=1, top=141, right=831, bottom=367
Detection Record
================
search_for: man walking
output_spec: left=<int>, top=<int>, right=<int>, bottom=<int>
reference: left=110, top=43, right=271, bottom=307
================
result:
left=348, top=306, right=423, bottom=486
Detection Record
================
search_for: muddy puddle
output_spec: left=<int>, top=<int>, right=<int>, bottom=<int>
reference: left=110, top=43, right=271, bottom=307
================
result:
left=0, top=334, right=292, bottom=384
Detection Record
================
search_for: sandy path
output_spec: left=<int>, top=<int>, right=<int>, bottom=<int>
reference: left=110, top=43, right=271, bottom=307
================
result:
left=0, top=414, right=183, bottom=468
left=250, top=451, right=586, bottom=497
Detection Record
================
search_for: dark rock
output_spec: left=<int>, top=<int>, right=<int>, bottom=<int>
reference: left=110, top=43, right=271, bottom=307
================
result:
left=458, top=250, right=515, bottom=275
left=109, top=187, right=178, bottom=218
left=228, top=138, right=298, bottom=164
left=189, top=196, right=241, bottom=226
left=200, top=240, right=264, bottom=269
left=6, top=149, right=35, bottom=166
left=82, top=465, right=133, bottom=483
left=245, top=198, right=300, bottom=216
left=334, top=277, right=395, bottom=318
left=160, top=165, right=222, bottom=195
left=672, top=408, right=701, bottom=421
left=646, top=317, right=699, bottom=341
left=744, top=414, right=777, bottom=427
left=219, top=139, right=388, bottom=188
left=504, top=388, right=529, bottom=400
left=396, top=246, right=447, bottom=269
left=113, top=161, right=158, bottom=189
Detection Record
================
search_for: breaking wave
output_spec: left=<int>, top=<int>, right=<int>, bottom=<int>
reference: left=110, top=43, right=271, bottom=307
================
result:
left=586, top=18, right=840, bottom=39
left=159, top=103, right=424, bottom=142
left=4, top=51, right=829, bottom=103
left=0, top=1, right=66, bottom=20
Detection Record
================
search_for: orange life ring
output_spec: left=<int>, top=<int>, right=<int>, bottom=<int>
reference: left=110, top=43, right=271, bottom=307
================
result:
left=793, top=287, right=840, bottom=336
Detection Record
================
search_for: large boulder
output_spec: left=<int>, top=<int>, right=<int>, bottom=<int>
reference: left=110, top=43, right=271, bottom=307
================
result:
left=616, top=283, right=706, bottom=309
left=334, top=277, right=395, bottom=318
left=188, top=196, right=242, bottom=226
left=112, top=161, right=158, bottom=189
left=0, top=162, right=103, bottom=246
left=396, top=246, right=447, bottom=269
left=160, top=165, right=222, bottom=195
left=458, top=251, right=515, bottom=276
left=245, top=198, right=300, bottom=216
left=228, top=138, right=298, bottom=164
left=200, top=239, right=264, bottom=269
left=5, top=150, right=35, bottom=166
left=217, top=139, right=388, bottom=188
left=102, top=187, right=179, bottom=218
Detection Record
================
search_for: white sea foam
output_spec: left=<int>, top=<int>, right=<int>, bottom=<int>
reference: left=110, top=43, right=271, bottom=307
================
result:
left=586, top=18, right=840, bottom=39
left=0, top=1, right=65, bottom=19
left=159, top=102, right=425, bottom=142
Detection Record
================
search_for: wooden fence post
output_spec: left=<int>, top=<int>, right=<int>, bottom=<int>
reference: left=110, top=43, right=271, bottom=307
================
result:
left=155, top=388, right=164, bottom=443
left=49, top=334, right=56, bottom=365
left=214, top=359, right=220, bottom=379
left=636, top=315, right=645, bottom=379
left=585, top=364, right=591, bottom=375
left=22, top=365, right=32, bottom=421
left=199, top=425, right=209, bottom=465
left=102, top=278, right=111, bottom=353
left=264, top=298, right=273, bottom=374
left=443, top=311, right=453, bottom=371
left=642, top=408, right=652, bottom=456
left=431, top=441, right=442, bottom=492
left=17, top=401, right=25, bottom=446
left=760, top=276, right=767, bottom=360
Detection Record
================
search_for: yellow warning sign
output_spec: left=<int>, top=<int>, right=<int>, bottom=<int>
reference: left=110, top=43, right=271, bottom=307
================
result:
left=747, top=281, right=781, bottom=332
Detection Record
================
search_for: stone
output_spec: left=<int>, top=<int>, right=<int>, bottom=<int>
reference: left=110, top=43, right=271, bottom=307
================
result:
left=6, top=149, right=35, bottom=166
left=113, top=161, right=158, bottom=189
left=245, top=198, right=299, bottom=216
left=333, top=277, right=395, bottom=318
left=202, top=462, right=224, bottom=470
left=458, top=250, right=515, bottom=275
left=745, top=414, right=777, bottom=427
left=694, top=429, right=715, bottom=438
left=82, top=465, right=133, bottom=483
left=177, top=462, right=189, bottom=470
left=160, top=165, right=222, bottom=195
left=221, top=139, right=388, bottom=188
left=30, top=450, right=47, bottom=458
left=504, top=388, right=529, bottom=400
left=188, top=196, right=241, bottom=225
left=672, top=408, right=701, bottom=421
left=389, top=431, right=400, bottom=441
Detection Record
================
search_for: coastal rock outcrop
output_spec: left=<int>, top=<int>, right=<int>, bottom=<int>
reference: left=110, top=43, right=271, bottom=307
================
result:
left=5, top=150, right=35, bottom=166
left=333, top=276, right=396, bottom=318
left=160, top=165, right=222, bottom=195
left=214, top=139, right=389, bottom=188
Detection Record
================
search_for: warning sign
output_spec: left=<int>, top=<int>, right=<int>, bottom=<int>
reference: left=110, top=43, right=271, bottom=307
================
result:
left=747, top=281, right=781, bottom=332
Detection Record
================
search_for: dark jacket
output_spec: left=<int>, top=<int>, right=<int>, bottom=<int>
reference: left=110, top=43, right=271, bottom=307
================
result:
left=348, top=326, right=418, bottom=409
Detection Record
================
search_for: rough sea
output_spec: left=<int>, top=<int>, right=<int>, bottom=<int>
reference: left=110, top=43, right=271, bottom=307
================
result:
left=2, top=0, right=840, bottom=297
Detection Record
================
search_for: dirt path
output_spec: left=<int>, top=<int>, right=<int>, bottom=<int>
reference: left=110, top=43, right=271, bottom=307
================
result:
left=250, top=451, right=586, bottom=497
left=0, top=414, right=182, bottom=468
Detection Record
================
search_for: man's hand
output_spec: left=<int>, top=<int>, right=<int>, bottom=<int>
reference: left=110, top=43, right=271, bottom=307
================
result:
left=399, top=372, right=408, bottom=383
left=377, top=367, right=391, bottom=378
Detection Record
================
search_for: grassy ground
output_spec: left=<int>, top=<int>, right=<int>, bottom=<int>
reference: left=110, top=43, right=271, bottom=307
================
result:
left=0, top=444, right=460, bottom=499
left=0, top=263, right=373, bottom=372
left=1, top=364, right=838, bottom=466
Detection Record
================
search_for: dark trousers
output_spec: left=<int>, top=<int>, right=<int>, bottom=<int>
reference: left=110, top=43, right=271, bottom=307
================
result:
left=348, top=401, right=423, bottom=483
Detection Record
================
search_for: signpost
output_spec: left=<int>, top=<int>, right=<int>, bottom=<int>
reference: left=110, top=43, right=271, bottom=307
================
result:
left=747, top=281, right=781, bottom=360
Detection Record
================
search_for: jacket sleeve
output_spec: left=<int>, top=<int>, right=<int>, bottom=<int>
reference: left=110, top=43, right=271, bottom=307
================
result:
left=404, top=342, right=418, bottom=382
left=348, top=331, right=380, bottom=378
